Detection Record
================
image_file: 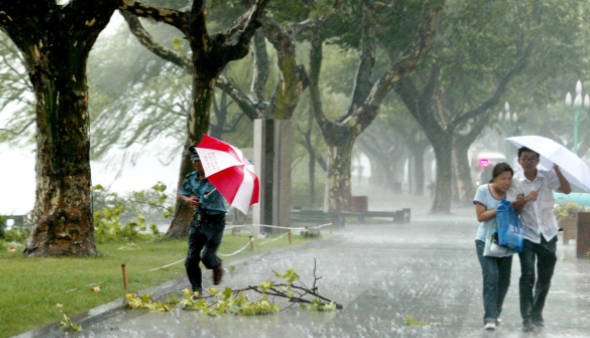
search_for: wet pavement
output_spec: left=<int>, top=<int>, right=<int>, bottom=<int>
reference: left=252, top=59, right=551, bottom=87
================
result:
left=68, top=206, right=590, bottom=338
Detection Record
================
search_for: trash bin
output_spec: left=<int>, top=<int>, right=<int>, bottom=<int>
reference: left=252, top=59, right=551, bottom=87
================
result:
left=351, top=196, right=368, bottom=212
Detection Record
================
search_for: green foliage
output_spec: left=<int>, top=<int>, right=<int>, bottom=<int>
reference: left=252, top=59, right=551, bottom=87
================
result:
left=124, top=292, right=178, bottom=312
left=555, top=202, right=589, bottom=226
left=178, top=287, right=280, bottom=316
left=1, top=226, right=31, bottom=245
left=0, top=215, right=5, bottom=239
left=92, top=183, right=173, bottom=243
left=405, top=315, right=442, bottom=327
left=56, top=304, right=82, bottom=332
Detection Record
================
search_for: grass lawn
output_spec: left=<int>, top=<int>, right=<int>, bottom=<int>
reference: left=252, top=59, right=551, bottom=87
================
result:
left=0, top=231, right=317, bottom=338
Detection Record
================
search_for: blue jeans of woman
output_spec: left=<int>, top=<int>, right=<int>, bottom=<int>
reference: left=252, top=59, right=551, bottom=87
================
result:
left=475, top=240, right=513, bottom=324
left=185, top=213, right=225, bottom=292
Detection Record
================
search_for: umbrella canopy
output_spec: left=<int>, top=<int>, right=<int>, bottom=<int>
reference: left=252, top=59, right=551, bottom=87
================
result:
left=507, top=135, right=590, bottom=193
left=194, top=135, right=259, bottom=215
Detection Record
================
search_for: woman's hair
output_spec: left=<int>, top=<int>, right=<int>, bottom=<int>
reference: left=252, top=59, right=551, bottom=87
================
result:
left=489, top=162, right=514, bottom=183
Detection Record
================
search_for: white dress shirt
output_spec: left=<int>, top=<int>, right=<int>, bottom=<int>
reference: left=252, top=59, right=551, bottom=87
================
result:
left=507, top=169, right=561, bottom=243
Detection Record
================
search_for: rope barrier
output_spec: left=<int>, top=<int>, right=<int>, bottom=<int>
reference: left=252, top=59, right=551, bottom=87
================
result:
left=258, top=232, right=289, bottom=246
left=17, top=221, right=326, bottom=308
left=142, top=258, right=186, bottom=273
left=218, top=237, right=254, bottom=257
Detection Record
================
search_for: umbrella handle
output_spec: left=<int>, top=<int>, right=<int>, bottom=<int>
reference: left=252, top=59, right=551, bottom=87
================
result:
left=204, top=187, right=217, bottom=199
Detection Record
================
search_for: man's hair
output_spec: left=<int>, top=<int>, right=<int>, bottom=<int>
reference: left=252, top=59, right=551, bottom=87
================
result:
left=518, top=146, right=539, bottom=159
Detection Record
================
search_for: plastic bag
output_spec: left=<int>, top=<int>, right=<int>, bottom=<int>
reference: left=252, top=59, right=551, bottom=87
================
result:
left=483, top=222, right=512, bottom=257
left=496, top=198, right=523, bottom=253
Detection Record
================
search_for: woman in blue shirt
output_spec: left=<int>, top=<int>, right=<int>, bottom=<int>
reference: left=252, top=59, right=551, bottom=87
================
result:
left=473, top=163, right=514, bottom=331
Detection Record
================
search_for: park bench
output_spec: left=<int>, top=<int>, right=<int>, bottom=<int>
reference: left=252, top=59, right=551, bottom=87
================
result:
left=291, top=210, right=346, bottom=228
left=344, top=208, right=411, bottom=224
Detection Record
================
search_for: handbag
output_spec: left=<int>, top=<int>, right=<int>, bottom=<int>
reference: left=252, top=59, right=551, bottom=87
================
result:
left=483, top=221, right=512, bottom=257
left=496, top=198, right=524, bottom=253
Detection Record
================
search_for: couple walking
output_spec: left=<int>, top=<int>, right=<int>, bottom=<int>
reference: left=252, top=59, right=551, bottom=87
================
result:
left=473, top=147, right=572, bottom=332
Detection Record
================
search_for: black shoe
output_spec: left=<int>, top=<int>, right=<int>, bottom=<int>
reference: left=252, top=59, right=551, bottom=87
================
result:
left=533, top=320, right=545, bottom=328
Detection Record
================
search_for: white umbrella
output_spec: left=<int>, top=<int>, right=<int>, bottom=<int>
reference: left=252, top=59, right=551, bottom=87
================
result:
left=507, top=135, right=590, bottom=193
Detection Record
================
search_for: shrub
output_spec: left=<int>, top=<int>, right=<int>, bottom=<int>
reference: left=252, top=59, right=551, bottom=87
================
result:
left=555, top=202, right=589, bottom=226
left=0, top=215, right=5, bottom=239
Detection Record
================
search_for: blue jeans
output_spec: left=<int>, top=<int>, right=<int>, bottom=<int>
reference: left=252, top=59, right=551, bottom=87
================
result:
left=475, top=240, right=513, bottom=324
left=518, top=237, right=557, bottom=326
left=185, top=213, right=225, bottom=292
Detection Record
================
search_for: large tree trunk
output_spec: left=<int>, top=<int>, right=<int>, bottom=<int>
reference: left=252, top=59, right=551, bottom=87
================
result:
left=431, top=142, right=453, bottom=214
left=324, top=136, right=354, bottom=212
left=25, top=49, right=96, bottom=256
left=0, top=1, right=122, bottom=256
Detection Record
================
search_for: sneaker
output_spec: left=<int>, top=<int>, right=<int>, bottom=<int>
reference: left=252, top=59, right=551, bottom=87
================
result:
left=484, top=322, right=496, bottom=331
left=532, top=320, right=545, bottom=328
left=496, top=318, right=502, bottom=326
left=213, top=264, right=223, bottom=285
left=522, top=323, right=534, bottom=333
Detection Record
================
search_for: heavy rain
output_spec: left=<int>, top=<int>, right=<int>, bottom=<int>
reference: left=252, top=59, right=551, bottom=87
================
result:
left=1, top=0, right=590, bottom=337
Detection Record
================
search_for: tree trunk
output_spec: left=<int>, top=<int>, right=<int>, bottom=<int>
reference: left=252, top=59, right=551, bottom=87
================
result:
left=166, top=72, right=216, bottom=237
left=453, top=141, right=474, bottom=205
left=431, top=142, right=453, bottom=214
left=324, top=136, right=354, bottom=212
left=166, top=148, right=195, bottom=238
left=309, top=145, right=316, bottom=207
left=412, top=145, right=426, bottom=196
left=24, top=51, right=95, bottom=256
left=4, top=2, right=122, bottom=256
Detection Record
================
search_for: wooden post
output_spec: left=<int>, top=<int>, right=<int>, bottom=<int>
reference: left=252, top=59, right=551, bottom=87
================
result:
left=288, top=229, right=292, bottom=244
left=121, top=264, right=129, bottom=291
left=305, top=226, right=309, bottom=238
left=249, top=236, right=255, bottom=252
left=330, top=222, right=333, bottom=234
left=317, top=225, right=321, bottom=236
left=577, top=212, right=590, bottom=258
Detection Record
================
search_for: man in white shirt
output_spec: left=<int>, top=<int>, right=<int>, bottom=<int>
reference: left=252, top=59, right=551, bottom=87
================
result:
left=507, top=147, right=571, bottom=332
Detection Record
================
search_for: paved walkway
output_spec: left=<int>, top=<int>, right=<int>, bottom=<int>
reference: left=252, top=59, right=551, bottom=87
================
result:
left=71, top=207, right=590, bottom=338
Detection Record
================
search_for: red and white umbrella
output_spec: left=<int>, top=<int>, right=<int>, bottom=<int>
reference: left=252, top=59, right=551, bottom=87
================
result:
left=194, top=135, right=259, bottom=215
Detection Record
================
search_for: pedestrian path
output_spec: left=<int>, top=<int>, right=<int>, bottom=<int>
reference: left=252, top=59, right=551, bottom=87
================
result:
left=71, top=208, right=590, bottom=338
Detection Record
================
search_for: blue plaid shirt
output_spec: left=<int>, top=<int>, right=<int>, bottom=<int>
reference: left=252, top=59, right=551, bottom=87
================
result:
left=179, top=171, right=226, bottom=215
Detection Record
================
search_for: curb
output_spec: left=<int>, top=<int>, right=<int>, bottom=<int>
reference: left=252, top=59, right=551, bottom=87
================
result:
left=12, top=234, right=344, bottom=338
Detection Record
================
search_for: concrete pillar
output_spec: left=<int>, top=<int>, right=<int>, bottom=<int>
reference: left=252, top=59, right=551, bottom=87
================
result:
left=253, top=119, right=292, bottom=233
left=253, top=119, right=272, bottom=236
left=273, top=120, right=292, bottom=229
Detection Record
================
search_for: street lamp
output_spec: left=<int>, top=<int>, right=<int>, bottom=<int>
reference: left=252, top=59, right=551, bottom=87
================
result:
left=498, top=102, right=518, bottom=162
left=565, top=80, right=590, bottom=155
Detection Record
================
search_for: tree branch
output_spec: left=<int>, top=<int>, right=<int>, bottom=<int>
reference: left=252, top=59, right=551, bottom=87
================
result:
left=119, top=0, right=187, bottom=33
left=0, top=119, right=34, bottom=136
left=120, top=11, right=192, bottom=73
left=216, top=75, right=260, bottom=120
left=365, top=1, right=445, bottom=109
left=250, top=30, right=269, bottom=103
left=450, top=42, right=534, bottom=130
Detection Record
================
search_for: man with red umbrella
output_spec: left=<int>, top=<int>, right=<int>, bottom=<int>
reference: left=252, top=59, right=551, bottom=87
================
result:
left=179, top=147, right=226, bottom=298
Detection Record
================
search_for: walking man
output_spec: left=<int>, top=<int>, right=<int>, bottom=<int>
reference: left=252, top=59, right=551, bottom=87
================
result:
left=508, top=147, right=571, bottom=332
left=179, top=148, right=226, bottom=298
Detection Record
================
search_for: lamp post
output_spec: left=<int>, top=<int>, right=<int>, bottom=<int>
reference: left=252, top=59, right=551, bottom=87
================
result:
left=565, top=80, right=590, bottom=155
left=498, top=102, right=518, bottom=162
